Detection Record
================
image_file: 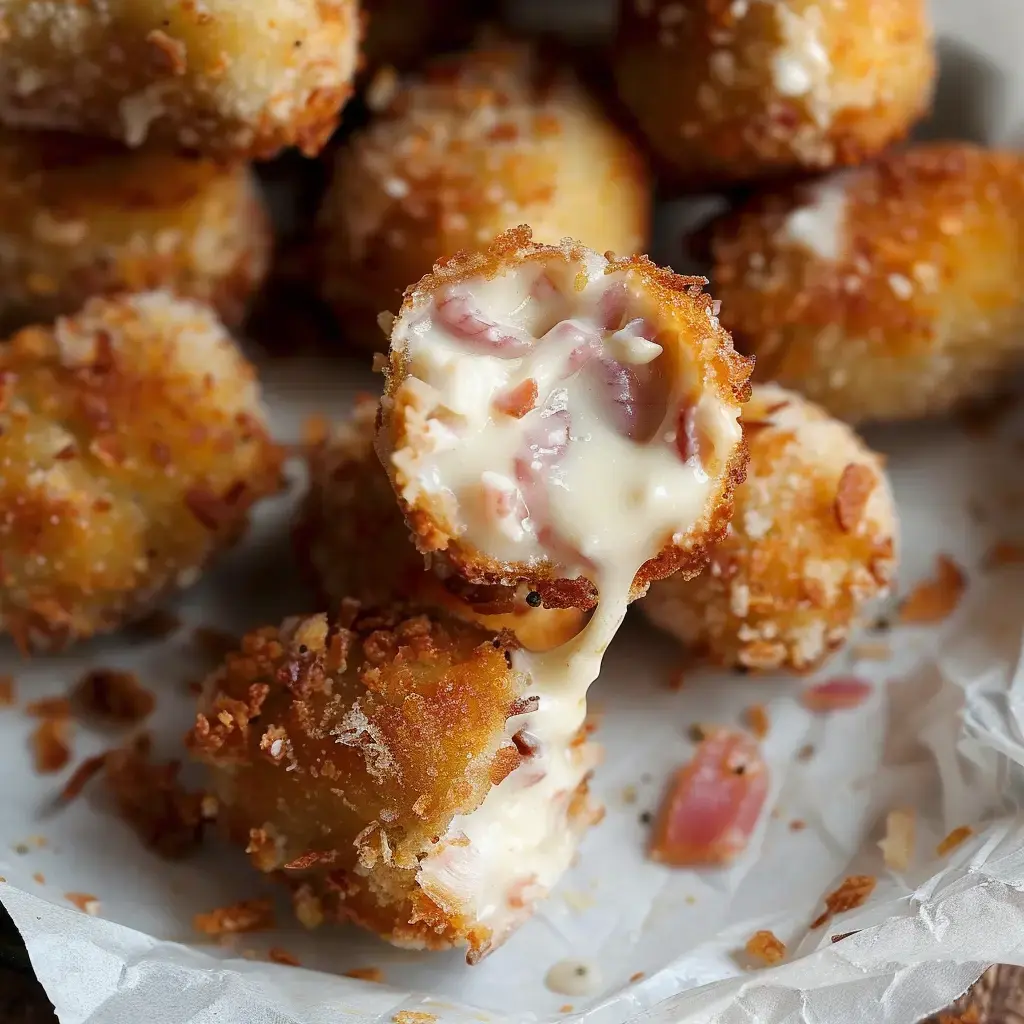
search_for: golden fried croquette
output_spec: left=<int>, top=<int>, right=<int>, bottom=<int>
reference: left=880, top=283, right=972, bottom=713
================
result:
left=0, top=131, right=270, bottom=333
left=712, top=143, right=1024, bottom=424
left=614, top=0, right=935, bottom=188
left=296, top=397, right=586, bottom=650
left=317, top=37, right=651, bottom=351
left=643, top=385, right=897, bottom=672
left=0, top=0, right=359, bottom=158
left=0, top=292, right=283, bottom=649
left=375, top=226, right=751, bottom=611
left=189, top=605, right=601, bottom=962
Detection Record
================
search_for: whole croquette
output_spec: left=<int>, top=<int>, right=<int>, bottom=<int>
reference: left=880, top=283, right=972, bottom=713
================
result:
left=317, top=36, right=651, bottom=352
left=642, top=385, right=898, bottom=672
left=614, top=0, right=934, bottom=188
left=296, top=397, right=585, bottom=651
left=188, top=604, right=601, bottom=962
left=0, top=130, right=270, bottom=333
left=0, top=292, right=283, bottom=649
left=0, top=0, right=360, bottom=158
left=711, top=143, right=1024, bottom=423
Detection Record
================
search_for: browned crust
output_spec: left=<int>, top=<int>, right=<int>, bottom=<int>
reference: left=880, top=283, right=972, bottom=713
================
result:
left=377, top=226, right=752, bottom=609
left=613, top=0, right=935, bottom=189
left=712, top=143, right=1024, bottom=423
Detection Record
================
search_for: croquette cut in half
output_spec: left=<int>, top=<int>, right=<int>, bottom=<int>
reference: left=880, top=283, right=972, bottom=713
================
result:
left=0, top=292, right=283, bottom=649
left=317, top=36, right=651, bottom=351
left=0, top=130, right=270, bottom=333
left=189, top=603, right=602, bottom=962
left=296, top=397, right=586, bottom=651
left=643, top=385, right=898, bottom=672
left=375, top=226, right=751, bottom=611
left=0, top=0, right=360, bottom=158
left=614, top=0, right=934, bottom=188
left=711, top=143, right=1024, bottom=423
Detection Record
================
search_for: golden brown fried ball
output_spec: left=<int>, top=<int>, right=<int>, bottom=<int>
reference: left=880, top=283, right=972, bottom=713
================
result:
left=0, top=131, right=270, bottom=333
left=712, top=144, right=1024, bottom=424
left=0, top=292, right=283, bottom=649
left=643, top=385, right=897, bottom=672
left=614, top=0, right=935, bottom=188
left=0, top=0, right=359, bottom=158
left=376, top=226, right=751, bottom=611
left=317, top=37, right=651, bottom=351
left=296, top=397, right=585, bottom=651
left=189, top=605, right=600, bottom=962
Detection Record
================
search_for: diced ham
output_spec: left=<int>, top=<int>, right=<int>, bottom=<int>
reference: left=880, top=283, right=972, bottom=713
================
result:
left=435, top=292, right=534, bottom=356
left=597, top=280, right=628, bottom=330
left=649, top=729, right=769, bottom=867
left=801, top=677, right=873, bottom=712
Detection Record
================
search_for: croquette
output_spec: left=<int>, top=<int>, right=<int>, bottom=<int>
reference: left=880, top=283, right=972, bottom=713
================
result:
left=0, top=0, right=360, bottom=158
left=712, top=143, right=1024, bottom=423
left=0, top=292, right=283, bottom=649
left=189, top=604, right=601, bottom=962
left=318, top=36, right=651, bottom=351
left=614, top=0, right=934, bottom=188
left=0, top=130, right=270, bottom=333
left=375, top=226, right=751, bottom=610
left=643, top=385, right=898, bottom=671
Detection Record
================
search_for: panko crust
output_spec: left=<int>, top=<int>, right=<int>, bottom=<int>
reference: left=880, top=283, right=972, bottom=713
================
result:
left=0, top=0, right=360, bottom=159
left=376, top=226, right=752, bottom=610
left=295, top=396, right=586, bottom=649
left=318, top=36, right=651, bottom=352
left=713, top=144, right=1024, bottom=423
left=614, top=0, right=934, bottom=188
left=0, top=131, right=270, bottom=333
left=643, top=385, right=898, bottom=672
left=0, top=292, right=283, bottom=649
left=189, top=605, right=533, bottom=955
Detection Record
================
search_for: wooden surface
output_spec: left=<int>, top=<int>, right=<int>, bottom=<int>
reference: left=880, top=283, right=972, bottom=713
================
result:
left=0, top=960, right=1019, bottom=1023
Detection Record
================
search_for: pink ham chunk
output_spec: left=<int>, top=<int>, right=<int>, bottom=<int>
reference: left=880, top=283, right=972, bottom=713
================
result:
left=649, top=729, right=769, bottom=867
left=435, top=292, right=534, bottom=356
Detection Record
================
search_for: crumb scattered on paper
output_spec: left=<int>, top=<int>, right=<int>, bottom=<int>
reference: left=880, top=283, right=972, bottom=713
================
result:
left=193, top=899, right=275, bottom=936
left=344, top=966, right=384, bottom=983
left=801, top=677, right=872, bottom=712
left=745, top=929, right=786, bottom=964
left=32, top=717, right=71, bottom=774
left=937, top=825, right=974, bottom=856
left=65, top=892, right=100, bottom=915
left=59, top=753, right=108, bottom=803
left=789, top=819, right=806, bottom=832
left=899, top=555, right=966, bottom=624
left=879, top=809, right=916, bottom=871
left=32, top=872, right=44, bottom=884
left=73, top=668, right=155, bottom=724
left=811, top=875, right=877, bottom=929
left=797, top=743, right=816, bottom=761
left=268, top=947, right=301, bottom=967
left=629, top=971, right=645, bottom=983
left=983, top=541, right=1024, bottom=568
left=392, top=1013, right=437, bottom=1024
left=0, top=675, right=16, bottom=707
left=744, top=704, right=769, bottom=738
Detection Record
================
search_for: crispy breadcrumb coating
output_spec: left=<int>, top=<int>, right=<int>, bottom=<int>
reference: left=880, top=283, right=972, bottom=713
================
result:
left=643, top=385, right=897, bottom=672
left=614, top=0, right=934, bottom=188
left=376, top=226, right=751, bottom=610
left=318, top=36, right=651, bottom=351
left=0, top=0, right=359, bottom=159
left=295, top=397, right=585, bottom=650
left=712, top=144, right=1024, bottom=423
left=188, top=604, right=598, bottom=961
left=0, top=131, right=270, bottom=333
left=0, top=292, right=283, bottom=649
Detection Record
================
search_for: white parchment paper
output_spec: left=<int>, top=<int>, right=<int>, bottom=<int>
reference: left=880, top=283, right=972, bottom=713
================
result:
left=1, top=1, right=1023, bottom=1021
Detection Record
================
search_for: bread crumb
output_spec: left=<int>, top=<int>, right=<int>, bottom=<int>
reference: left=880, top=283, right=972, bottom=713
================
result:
left=811, top=875, right=876, bottom=928
left=789, top=819, right=806, bottom=832
left=193, top=899, right=275, bottom=936
left=744, top=704, right=769, bottom=738
left=0, top=675, right=16, bottom=706
left=879, top=808, right=915, bottom=871
left=559, top=1008, right=574, bottom=1016
left=345, top=966, right=384, bottom=982
left=65, top=892, right=100, bottom=915
left=60, top=753, right=109, bottom=802
left=834, top=463, right=876, bottom=533
left=392, top=1014, right=438, bottom=1024
left=629, top=971, right=645, bottom=983
left=32, top=872, right=44, bottom=884
left=24, top=697, right=72, bottom=718
left=268, top=947, right=301, bottom=967
left=936, top=825, right=974, bottom=856
left=745, top=929, right=786, bottom=964
left=73, top=668, right=155, bottom=724
left=983, top=541, right=1024, bottom=569
left=899, top=556, right=966, bottom=624
left=32, top=717, right=72, bottom=773
left=797, top=743, right=816, bottom=761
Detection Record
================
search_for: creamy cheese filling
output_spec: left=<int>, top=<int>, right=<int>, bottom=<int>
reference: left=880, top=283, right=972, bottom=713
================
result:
left=388, top=252, right=743, bottom=950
